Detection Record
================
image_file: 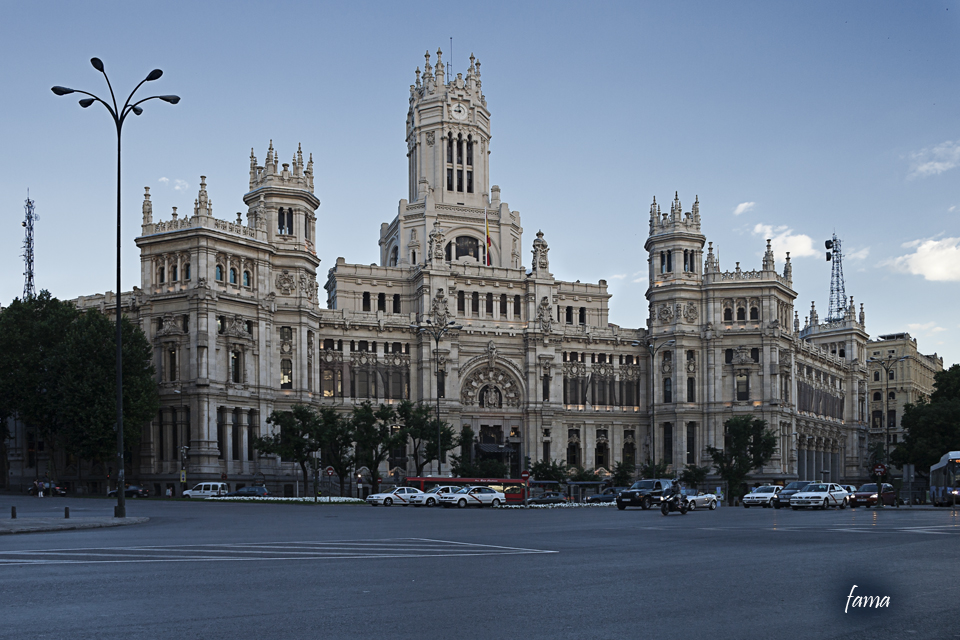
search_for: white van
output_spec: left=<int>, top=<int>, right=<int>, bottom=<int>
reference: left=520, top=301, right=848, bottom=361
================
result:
left=183, top=482, right=228, bottom=499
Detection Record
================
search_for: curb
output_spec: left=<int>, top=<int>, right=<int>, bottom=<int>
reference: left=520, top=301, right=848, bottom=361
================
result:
left=0, top=516, right=149, bottom=535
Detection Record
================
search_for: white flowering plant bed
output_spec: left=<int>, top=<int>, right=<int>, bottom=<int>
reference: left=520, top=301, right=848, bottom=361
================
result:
left=207, top=496, right=366, bottom=504
left=495, top=501, right=617, bottom=509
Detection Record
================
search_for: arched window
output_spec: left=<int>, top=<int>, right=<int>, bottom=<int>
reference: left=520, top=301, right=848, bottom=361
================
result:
left=873, top=371, right=880, bottom=381
left=216, top=264, right=223, bottom=281
left=243, top=271, right=251, bottom=287
left=171, top=265, right=178, bottom=281
left=723, top=308, right=733, bottom=322
left=411, top=250, right=417, bottom=264
left=888, top=391, right=896, bottom=400
left=873, top=392, right=881, bottom=401
left=736, top=307, right=746, bottom=321
left=229, top=268, right=238, bottom=285
left=750, top=306, right=759, bottom=320
left=184, top=263, right=191, bottom=281
left=158, top=266, right=165, bottom=284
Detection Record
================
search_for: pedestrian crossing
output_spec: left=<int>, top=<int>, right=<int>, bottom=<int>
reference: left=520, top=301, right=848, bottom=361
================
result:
left=0, top=538, right=557, bottom=566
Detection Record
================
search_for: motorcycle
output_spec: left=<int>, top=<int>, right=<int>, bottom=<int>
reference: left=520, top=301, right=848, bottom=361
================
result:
left=660, top=491, right=688, bottom=516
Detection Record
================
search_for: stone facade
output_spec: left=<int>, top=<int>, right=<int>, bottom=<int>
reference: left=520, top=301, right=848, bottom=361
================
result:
left=3, top=50, right=934, bottom=494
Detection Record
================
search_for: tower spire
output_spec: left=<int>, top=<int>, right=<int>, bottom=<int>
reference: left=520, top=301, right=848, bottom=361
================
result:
left=824, top=233, right=847, bottom=322
left=21, top=194, right=37, bottom=300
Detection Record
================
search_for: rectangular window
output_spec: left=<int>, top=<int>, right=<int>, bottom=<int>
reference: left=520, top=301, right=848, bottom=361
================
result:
left=887, top=409, right=897, bottom=430
left=281, top=359, right=293, bottom=389
left=377, top=292, right=386, bottom=312
left=458, top=290, right=465, bottom=313
left=467, top=140, right=473, bottom=165
left=231, top=351, right=242, bottom=384
left=542, top=376, right=550, bottom=402
left=736, top=373, right=749, bottom=401
left=168, top=349, right=178, bottom=382
left=467, top=171, right=473, bottom=193
left=663, top=422, right=673, bottom=465
left=322, top=370, right=335, bottom=398
left=725, top=349, right=733, bottom=364
left=485, top=293, right=494, bottom=315
left=280, top=326, right=292, bottom=342
left=686, top=422, right=696, bottom=464
left=447, top=138, right=453, bottom=163
left=357, top=371, right=371, bottom=399
left=362, top=292, right=371, bottom=312
left=446, top=168, right=453, bottom=191
left=687, top=376, right=695, bottom=402
left=566, top=306, right=573, bottom=324
left=472, top=291, right=479, bottom=316
left=542, top=441, right=550, bottom=462
left=457, top=169, right=463, bottom=192
left=437, top=370, right=445, bottom=399
left=457, top=139, right=463, bottom=164
left=500, top=294, right=507, bottom=317
left=393, top=294, right=401, bottom=314
left=666, top=250, right=673, bottom=272
left=579, top=307, right=586, bottom=325
left=663, top=377, right=672, bottom=403
left=514, top=296, right=522, bottom=319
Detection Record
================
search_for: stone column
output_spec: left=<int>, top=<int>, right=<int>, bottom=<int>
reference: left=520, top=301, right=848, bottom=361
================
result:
left=798, top=445, right=806, bottom=481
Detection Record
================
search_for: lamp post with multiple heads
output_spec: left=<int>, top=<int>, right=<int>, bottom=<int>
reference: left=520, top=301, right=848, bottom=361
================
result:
left=411, top=319, right=462, bottom=476
left=634, top=337, right=675, bottom=478
left=867, top=352, right=906, bottom=509
left=52, top=59, right=179, bottom=517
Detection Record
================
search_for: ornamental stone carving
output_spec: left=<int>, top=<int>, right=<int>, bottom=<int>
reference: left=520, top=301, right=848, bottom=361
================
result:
left=657, top=303, right=674, bottom=322
left=460, top=366, right=520, bottom=408
left=683, top=302, right=698, bottom=321
left=428, top=220, right=446, bottom=262
left=426, top=131, right=435, bottom=146
left=531, top=230, right=549, bottom=273
left=431, top=288, right=451, bottom=326
left=275, top=269, right=296, bottom=295
left=536, top=296, right=553, bottom=333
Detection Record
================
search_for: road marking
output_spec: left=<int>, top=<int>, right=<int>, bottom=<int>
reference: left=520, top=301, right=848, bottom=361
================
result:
left=0, top=538, right=557, bottom=567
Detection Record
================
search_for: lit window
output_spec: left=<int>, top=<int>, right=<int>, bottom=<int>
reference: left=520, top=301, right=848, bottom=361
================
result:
left=280, top=359, right=293, bottom=389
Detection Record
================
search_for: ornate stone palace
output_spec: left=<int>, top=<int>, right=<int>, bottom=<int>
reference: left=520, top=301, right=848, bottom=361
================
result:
left=7, top=50, right=905, bottom=495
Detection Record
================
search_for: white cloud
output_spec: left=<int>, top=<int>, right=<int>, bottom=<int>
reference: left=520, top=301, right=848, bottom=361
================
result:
left=950, top=205, right=956, bottom=213
left=885, top=236, right=960, bottom=281
left=846, top=247, right=870, bottom=261
left=174, top=179, right=189, bottom=192
left=158, top=177, right=169, bottom=184
left=733, top=202, right=755, bottom=216
left=631, top=271, right=647, bottom=284
left=751, top=223, right=818, bottom=259
left=611, top=273, right=626, bottom=280
left=907, top=322, right=946, bottom=334
left=908, top=140, right=960, bottom=178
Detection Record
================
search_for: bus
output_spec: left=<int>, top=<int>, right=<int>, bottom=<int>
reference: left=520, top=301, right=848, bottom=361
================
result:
left=403, top=477, right=529, bottom=504
left=929, top=451, right=960, bottom=507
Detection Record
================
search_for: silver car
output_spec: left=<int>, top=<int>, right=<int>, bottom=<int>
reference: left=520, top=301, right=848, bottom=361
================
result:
left=681, top=488, right=718, bottom=510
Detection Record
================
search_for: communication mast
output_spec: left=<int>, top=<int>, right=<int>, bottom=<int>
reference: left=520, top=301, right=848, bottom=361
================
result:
left=824, top=233, right=846, bottom=322
left=21, top=194, right=38, bottom=300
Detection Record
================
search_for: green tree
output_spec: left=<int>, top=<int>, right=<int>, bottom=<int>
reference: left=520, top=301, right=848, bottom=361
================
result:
left=352, top=402, right=406, bottom=491
left=394, top=400, right=438, bottom=476
left=610, top=461, right=635, bottom=487
left=706, top=416, right=777, bottom=505
left=678, top=464, right=710, bottom=489
left=447, top=425, right=476, bottom=476
left=255, top=405, right=322, bottom=495
left=425, top=419, right=457, bottom=472
left=639, top=459, right=669, bottom=479
left=316, top=406, right=354, bottom=496
left=891, top=399, right=960, bottom=475
left=531, top=459, right=568, bottom=483
left=929, top=364, right=960, bottom=404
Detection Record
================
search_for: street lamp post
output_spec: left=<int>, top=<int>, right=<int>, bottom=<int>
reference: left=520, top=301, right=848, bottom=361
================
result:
left=634, top=337, right=674, bottom=479
left=53, top=58, right=179, bottom=518
left=411, top=319, right=462, bottom=476
left=867, top=353, right=906, bottom=509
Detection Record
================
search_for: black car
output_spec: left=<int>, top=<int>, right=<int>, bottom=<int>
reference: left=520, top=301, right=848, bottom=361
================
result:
left=108, top=485, right=150, bottom=498
left=226, top=485, right=273, bottom=498
left=616, top=479, right=674, bottom=510
left=528, top=492, right=566, bottom=505
left=772, top=481, right=813, bottom=508
left=586, top=486, right=629, bottom=503
left=27, top=481, right=67, bottom=497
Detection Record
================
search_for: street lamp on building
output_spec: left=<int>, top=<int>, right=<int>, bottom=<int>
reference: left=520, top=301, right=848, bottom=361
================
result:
left=411, top=319, right=462, bottom=475
left=867, top=352, right=906, bottom=509
left=634, top=337, right=675, bottom=477
left=53, top=59, right=179, bottom=518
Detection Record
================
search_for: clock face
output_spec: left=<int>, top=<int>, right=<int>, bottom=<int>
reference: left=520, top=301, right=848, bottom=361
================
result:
left=451, top=103, right=467, bottom=121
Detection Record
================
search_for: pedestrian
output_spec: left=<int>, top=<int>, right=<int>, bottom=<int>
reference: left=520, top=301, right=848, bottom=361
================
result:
left=37, top=480, right=44, bottom=498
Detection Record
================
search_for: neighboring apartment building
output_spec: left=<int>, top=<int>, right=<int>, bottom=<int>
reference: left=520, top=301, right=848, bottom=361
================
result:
left=3, top=50, right=932, bottom=494
left=866, top=333, right=943, bottom=467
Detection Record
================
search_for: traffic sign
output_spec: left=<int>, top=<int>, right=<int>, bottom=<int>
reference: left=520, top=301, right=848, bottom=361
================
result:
left=520, top=470, right=530, bottom=481
left=326, top=466, right=335, bottom=477
left=179, top=470, right=186, bottom=483
left=873, top=464, right=887, bottom=476
left=221, top=472, right=228, bottom=481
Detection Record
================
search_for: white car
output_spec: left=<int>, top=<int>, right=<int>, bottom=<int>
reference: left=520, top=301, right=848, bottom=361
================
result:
left=439, top=486, right=506, bottom=508
left=790, top=483, right=849, bottom=510
left=366, top=486, right=423, bottom=506
left=183, top=482, right=228, bottom=499
left=742, top=485, right=781, bottom=508
left=408, top=486, right=460, bottom=507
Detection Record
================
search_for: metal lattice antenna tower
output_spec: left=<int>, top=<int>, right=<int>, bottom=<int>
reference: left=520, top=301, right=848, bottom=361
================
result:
left=825, top=233, right=846, bottom=322
left=21, top=194, right=38, bottom=300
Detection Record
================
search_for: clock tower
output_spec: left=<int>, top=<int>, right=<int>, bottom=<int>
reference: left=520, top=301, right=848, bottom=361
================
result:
left=379, top=50, right=522, bottom=269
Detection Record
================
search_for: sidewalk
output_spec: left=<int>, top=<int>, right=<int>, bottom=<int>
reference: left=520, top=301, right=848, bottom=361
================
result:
left=0, top=516, right=149, bottom=535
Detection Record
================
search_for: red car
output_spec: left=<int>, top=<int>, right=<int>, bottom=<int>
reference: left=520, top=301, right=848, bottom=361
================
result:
left=848, top=483, right=895, bottom=507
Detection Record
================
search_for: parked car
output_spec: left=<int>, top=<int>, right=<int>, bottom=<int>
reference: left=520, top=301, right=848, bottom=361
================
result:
left=841, top=485, right=858, bottom=495
left=27, top=481, right=67, bottom=497
left=107, top=485, right=150, bottom=499
left=682, top=488, right=718, bottom=510
left=789, top=483, right=849, bottom=510
left=225, top=485, right=272, bottom=497
left=529, top=492, right=567, bottom=505
left=616, top=479, right=674, bottom=510
left=439, top=486, right=506, bottom=508
left=366, top=486, right=423, bottom=506
left=773, top=481, right=814, bottom=509
left=585, top=487, right=629, bottom=503
left=848, top=483, right=896, bottom=508
left=742, top=485, right=781, bottom=508
left=408, top=486, right=459, bottom=507
left=183, top=482, right=229, bottom=499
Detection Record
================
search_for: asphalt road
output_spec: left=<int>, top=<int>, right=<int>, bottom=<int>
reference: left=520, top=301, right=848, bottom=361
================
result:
left=1, top=496, right=958, bottom=640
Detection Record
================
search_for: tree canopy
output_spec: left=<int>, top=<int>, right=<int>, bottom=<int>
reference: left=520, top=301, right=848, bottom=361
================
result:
left=705, top=416, right=776, bottom=504
left=892, top=364, right=960, bottom=474
left=256, top=405, right=323, bottom=495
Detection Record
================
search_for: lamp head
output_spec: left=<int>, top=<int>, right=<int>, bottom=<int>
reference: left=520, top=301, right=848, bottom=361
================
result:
left=51, top=86, right=75, bottom=96
left=131, top=106, right=143, bottom=116
left=78, top=98, right=94, bottom=108
left=90, top=57, right=104, bottom=72
left=145, top=69, right=163, bottom=81
left=159, top=95, right=180, bottom=104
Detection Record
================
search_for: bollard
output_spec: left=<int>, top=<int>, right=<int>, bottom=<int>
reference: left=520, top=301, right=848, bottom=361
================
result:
left=64, top=506, right=70, bottom=519
left=11, top=506, right=16, bottom=519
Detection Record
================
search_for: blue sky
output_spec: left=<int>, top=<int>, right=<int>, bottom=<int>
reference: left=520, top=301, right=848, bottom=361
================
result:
left=1, top=2, right=958, bottom=366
